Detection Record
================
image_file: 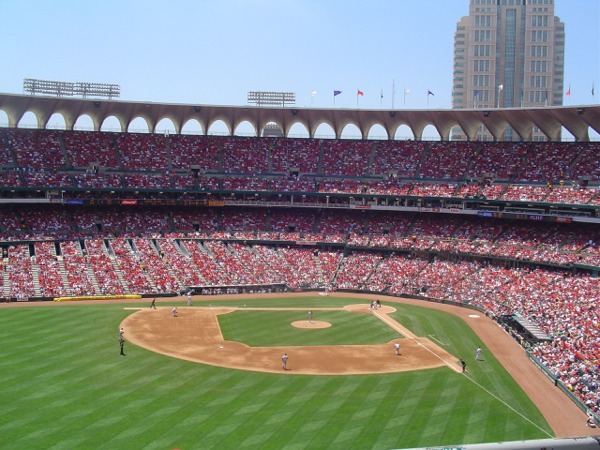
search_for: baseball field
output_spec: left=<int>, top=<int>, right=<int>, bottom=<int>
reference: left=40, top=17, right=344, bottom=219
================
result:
left=0, top=292, right=588, bottom=449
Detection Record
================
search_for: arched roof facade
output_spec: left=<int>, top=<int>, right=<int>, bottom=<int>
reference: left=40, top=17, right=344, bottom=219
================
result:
left=0, top=92, right=598, bottom=141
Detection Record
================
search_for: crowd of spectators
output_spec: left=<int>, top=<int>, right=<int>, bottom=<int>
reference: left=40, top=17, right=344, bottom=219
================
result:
left=270, top=138, right=320, bottom=173
left=179, top=240, right=230, bottom=285
left=419, top=142, right=479, bottom=179
left=116, top=133, right=169, bottom=171
left=59, top=240, right=98, bottom=296
left=33, top=241, right=66, bottom=298
left=1, top=206, right=599, bottom=270
left=6, top=129, right=66, bottom=169
left=109, top=238, right=155, bottom=293
left=221, top=137, right=268, bottom=174
left=131, top=237, right=180, bottom=292
left=320, top=140, right=372, bottom=176
left=371, top=140, right=424, bottom=177
left=0, top=129, right=599, bottom=209
left=467, top=142, right=530, bottom=180
left=168, top=134, right=221, bottom=172
left=63, top=131, right=119, bottom=168
left=84, top=238, right=126, bottom=295
left=6, top=244, right=36, bottom=299
left=513, top=142, right=582, bottom=182
left=156, top=239, right=207, bottom=287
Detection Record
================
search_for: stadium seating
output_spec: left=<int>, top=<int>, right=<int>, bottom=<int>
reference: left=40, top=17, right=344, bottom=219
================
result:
left=1, top=126, right=600, bottom=411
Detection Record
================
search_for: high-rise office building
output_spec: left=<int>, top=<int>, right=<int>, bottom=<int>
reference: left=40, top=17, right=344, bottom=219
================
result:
left=452, top=0, right=565, bottom=141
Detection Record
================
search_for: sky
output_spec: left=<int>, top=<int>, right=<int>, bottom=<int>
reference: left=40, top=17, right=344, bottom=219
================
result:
left=0, top=0, right=598, bottom=113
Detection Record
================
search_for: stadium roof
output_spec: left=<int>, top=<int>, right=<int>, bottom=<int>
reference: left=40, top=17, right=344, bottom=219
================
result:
left=0, top=92, right=598, bottom=141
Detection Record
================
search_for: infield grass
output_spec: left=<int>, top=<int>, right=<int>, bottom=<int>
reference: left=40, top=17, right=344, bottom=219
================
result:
left=0, top=296, right=553, bottom=449
left=219, top=310, right=402, bottom=346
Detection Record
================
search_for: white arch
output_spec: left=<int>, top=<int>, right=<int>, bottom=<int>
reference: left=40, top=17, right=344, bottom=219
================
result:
left=181, top=119, right=203, bottom=135
left=100, top=116, right=123, bottom=132
left=127, top=117, right=150, bottom=133
left=0, top=110, right=7, bottom=127
left=287, top=122, right=310, bottom=138
left=340, top=123, right=362, bottom=140
left=314, top=123, right=336, bottom=139
left=367, top=124, right=388, bottom=140
left=394, top=124, right=415, bottom=140
left=207, top=120, right=230, bottom=136
left=17, top=112, right=38, bottom=129
left=156, top=118, right=176, bottom=135
left=234, top=120, right=257, bottom=137
left=422, top=125, right=441, bottom=141
left=46, top=113, right=67, bottom=130
left=73, top=114, right=95, bottom=131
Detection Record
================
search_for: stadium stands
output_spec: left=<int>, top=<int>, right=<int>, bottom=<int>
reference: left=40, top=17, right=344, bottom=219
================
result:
left=0, top=126, right=600, bottom=411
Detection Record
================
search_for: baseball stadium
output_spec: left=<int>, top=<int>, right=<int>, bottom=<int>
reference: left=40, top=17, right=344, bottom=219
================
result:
left=1, top=89, right=600, bottom=449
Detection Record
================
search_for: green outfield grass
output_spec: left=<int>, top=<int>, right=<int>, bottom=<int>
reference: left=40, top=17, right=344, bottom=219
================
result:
left=219, top=310, right=403, bottom=346
left=0, top=296, right=553, bottom=449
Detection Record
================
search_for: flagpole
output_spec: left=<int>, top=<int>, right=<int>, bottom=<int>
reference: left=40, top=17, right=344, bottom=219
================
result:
left=333, top=90, right=342, bottom=107
left=392, top=80, right=395, bottom=109
left=520, top=88, right=523, bottom=108
left=497, top=84, right=503, bottom=108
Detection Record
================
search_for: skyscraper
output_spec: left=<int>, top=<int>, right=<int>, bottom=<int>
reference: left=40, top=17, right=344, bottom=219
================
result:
left=452, top=0, right=565, bottom=141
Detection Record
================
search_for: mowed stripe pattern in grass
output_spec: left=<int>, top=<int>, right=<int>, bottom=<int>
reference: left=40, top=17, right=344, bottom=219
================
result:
left=390, top=303, right=548, bottom=425
left=0, top=299, right=552, bottom=449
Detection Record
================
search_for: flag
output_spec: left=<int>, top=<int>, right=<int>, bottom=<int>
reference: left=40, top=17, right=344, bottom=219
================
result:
left=380, top=90, right=383, bottom=99
left=592, top=83, right=595, bottom=96
left=404, top=89, right=410, bottom=95
left=427, top=90, right=434, bottom=96
left=474, top=89, right=481, bottom=96
left=311, top=90, right=317, bottom=96
left=566, top=84, right=571, bottom=96
left=498, top=84, right=504, bottom=91
left=334, top=90, right=342, bottom=96
left=357, top=89, right=364, bottom=96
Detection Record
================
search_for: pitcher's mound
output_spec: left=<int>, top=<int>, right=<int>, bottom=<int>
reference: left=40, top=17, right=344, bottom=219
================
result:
left=292, top=320, right=331, bottom=329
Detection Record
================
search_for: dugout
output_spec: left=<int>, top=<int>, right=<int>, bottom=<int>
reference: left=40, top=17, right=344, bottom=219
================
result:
left=499, top=314, right=553, bottom=344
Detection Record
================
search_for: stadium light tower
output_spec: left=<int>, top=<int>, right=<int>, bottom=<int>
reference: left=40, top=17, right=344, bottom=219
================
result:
left=247, top=91, right=295, bottom=107
left=23, top=78, right=120, bottom=99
